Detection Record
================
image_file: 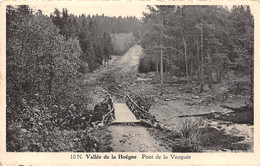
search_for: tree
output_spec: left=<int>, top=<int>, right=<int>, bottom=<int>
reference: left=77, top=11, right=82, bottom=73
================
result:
left=103, top=32, right=113, bottom=66
left=141, top=6, right=167, bottom=95
left=140, top=5, right=253, bottom=93
left=7, top=5, right=82, bottom=109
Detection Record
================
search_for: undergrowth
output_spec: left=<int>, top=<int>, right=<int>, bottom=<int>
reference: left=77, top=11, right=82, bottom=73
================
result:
left=6, top=94, right=99, bottom=152
left=179, top=117, right=205, bottom=152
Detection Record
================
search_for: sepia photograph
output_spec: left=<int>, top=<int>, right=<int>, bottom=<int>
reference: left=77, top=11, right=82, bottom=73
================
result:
left=4, top=3, right=255, bottom=153
left=1, top=1, right=260, bottom=165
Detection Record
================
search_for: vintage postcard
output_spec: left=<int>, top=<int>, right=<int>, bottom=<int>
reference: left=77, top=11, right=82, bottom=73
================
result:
left=0, top=0, right=259, bottom=165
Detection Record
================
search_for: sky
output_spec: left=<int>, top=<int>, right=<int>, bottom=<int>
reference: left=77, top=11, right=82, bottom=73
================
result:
left=28, top=3, right=251, bottom=19
left=30, top=3, right=149, bottom=19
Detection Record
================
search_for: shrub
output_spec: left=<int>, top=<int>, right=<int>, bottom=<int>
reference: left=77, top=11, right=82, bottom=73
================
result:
left=132, top=93, right=155, bottom=112
left=179, top=117, right=205, bottom=152
left=138, top=55, right=156, bottom=73
left=6, top=96, right=96, bottom=152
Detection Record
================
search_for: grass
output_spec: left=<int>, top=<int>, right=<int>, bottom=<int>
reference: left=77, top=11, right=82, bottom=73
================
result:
left=146, top=117, right=206, bottom=152
left=179, top=117, right=205, bottom=152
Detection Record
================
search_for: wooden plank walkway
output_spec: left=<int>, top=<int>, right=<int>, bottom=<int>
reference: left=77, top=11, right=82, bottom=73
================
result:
left=112, top=103, right=140, bottom=123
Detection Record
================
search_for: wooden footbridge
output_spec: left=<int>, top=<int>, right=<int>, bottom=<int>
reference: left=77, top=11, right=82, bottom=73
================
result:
left=101, top=95, right=157, bottom=125
left=112, top=103, right=140, bottom=123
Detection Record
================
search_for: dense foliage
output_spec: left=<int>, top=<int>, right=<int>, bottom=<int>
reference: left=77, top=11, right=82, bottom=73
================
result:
left=50, top=9, right=142, bottom=69
left=6, top=5, right=142, bottom=152
left=92, top=15, right=143, bottom=35
left=111, top=33, right=136, bottom=55
left=6, top=5, right=97, bottom=152
left=139, top=5, right=253, bottom=92
left=7, top=6, right=85, bottom=109
left=50, top=8, right=113, bottom=71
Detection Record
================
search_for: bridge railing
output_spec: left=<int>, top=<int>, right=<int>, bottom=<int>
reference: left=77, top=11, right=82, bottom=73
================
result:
left=125, top=95, right=156, bottom=123
left=101, top=94, right=115, bottom=124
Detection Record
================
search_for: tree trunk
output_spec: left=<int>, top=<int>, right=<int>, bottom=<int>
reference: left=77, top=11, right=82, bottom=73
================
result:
left=181, top=28, right=189, bottom=84
left=200, top=23, right=204, bottom=93
left=219, top=69, right=222, bottom=83
left=165, top=60, right=168, bottom=76
left=191, top=62, right=193, bottom=82
left=207, top=52, right=212, bottom=89
left=160, top=42, right=163, bottom=96
left=156, top=57, right=159, bottom=76
left=196, top=34, right=201, bottom=82
left=160, top=14, right=164, bottom=96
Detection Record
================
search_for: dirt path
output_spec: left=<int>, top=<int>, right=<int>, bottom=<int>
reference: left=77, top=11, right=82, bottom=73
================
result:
left=108, top=125, right=168, bottom=152
left=85, top=45, right=169, bottom=152
left=118, top=45, right=141, bottom=73
left=83, top=45, right=142, bottom=107
left=108, top=45, right=169, bottom=152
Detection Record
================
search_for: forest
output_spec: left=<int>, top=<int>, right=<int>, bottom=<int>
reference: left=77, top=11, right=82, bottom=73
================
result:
left=6, top=5, right=141, bottom=152
left=6, top=5, right=254, bottom=152
left=139, top=5, right=253, bottom=94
